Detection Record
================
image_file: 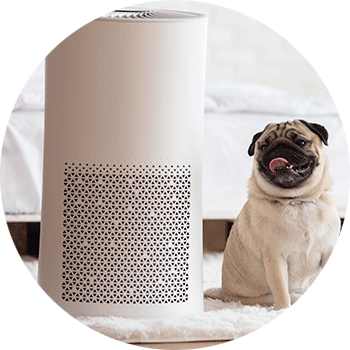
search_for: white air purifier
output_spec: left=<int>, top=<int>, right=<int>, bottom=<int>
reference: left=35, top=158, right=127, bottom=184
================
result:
left=37, top=9, right=207, bottom=317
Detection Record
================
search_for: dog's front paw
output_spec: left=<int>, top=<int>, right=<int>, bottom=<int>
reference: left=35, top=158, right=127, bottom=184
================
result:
left=274, top=298, right=291, bottom=310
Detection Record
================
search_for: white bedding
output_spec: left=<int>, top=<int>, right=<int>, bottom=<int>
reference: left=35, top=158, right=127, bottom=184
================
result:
left=1, top=110, right=44, bottom=215
left=1, top=63, right=349, bottom=219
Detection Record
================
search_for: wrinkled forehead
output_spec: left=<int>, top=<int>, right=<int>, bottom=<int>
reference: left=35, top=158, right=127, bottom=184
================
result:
left=261, top=120, right=311, bottom=140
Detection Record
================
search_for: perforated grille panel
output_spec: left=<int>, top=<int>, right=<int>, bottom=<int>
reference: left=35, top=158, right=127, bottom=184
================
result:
left=62, top=162, right=191, bottom=304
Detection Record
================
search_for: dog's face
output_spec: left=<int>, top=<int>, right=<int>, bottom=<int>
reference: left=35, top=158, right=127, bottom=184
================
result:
left=248, top=120, right=329, bottom=190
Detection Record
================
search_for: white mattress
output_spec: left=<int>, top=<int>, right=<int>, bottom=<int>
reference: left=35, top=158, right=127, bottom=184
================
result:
left=1, top=65, right=348, bottom=219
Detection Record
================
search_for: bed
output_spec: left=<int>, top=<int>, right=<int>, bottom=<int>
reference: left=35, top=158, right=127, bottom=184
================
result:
left=1, top=62, right=349, bottom=223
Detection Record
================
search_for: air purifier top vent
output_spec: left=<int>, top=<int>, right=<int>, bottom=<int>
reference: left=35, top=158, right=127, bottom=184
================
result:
left=100, top=9, right=207, bottom=22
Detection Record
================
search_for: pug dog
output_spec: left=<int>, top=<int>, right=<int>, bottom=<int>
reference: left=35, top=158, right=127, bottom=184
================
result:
left=204, top=119, right=340, bottom=310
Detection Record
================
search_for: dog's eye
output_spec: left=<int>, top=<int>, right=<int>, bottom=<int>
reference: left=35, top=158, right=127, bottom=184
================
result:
left=260, top=144, right=267, bottom=151
left=296, top=139, right=307, bottom=147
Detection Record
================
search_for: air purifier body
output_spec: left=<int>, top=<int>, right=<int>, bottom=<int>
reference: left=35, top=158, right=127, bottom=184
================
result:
left=38, top=9, right=207, bottom=317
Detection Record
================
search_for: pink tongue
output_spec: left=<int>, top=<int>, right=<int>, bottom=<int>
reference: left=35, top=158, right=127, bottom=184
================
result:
left=269, top=158, right=290, bottom=173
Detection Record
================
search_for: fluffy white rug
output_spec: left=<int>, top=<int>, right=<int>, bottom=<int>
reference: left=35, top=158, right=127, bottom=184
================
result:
left=22, top=252, right=284, bottom=343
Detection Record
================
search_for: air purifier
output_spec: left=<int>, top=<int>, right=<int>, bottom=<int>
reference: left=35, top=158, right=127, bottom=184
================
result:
left=37, top=9, right=207, bottom=317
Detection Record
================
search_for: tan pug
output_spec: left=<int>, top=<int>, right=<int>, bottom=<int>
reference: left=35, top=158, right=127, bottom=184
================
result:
left=204, top=119, right=340, bottom=310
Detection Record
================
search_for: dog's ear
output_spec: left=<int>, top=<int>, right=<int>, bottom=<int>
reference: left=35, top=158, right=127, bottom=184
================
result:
left=299, top=119, right=329, bottom=146
left=248, top=131, right=264, bottom=156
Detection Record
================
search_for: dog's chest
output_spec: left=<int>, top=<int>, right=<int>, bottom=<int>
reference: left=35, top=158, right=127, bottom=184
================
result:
left=286, top=237, right=323, bottom=291
left=280, top=202, right=329, bottom=290
left=282, top=200, right=319, bottom=227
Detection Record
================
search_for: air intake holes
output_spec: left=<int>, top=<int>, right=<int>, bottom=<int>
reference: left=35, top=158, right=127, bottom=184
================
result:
left=62, top=162, right=191, bottom=304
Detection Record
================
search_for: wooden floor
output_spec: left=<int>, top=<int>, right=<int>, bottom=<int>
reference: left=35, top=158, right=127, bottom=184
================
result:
left=133, top=341, right=231, bottom=349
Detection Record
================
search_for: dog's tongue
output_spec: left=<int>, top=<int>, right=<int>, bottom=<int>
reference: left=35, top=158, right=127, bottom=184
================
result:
left=269, top=158, right=291, bottom=173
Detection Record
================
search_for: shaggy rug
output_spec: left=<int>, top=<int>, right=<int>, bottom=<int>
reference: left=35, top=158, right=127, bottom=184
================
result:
left=22, top=252, right=284, bottom=343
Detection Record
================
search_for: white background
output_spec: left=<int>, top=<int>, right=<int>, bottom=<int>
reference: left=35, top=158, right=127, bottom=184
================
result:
left=1, top=1, right=349, bottom=349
